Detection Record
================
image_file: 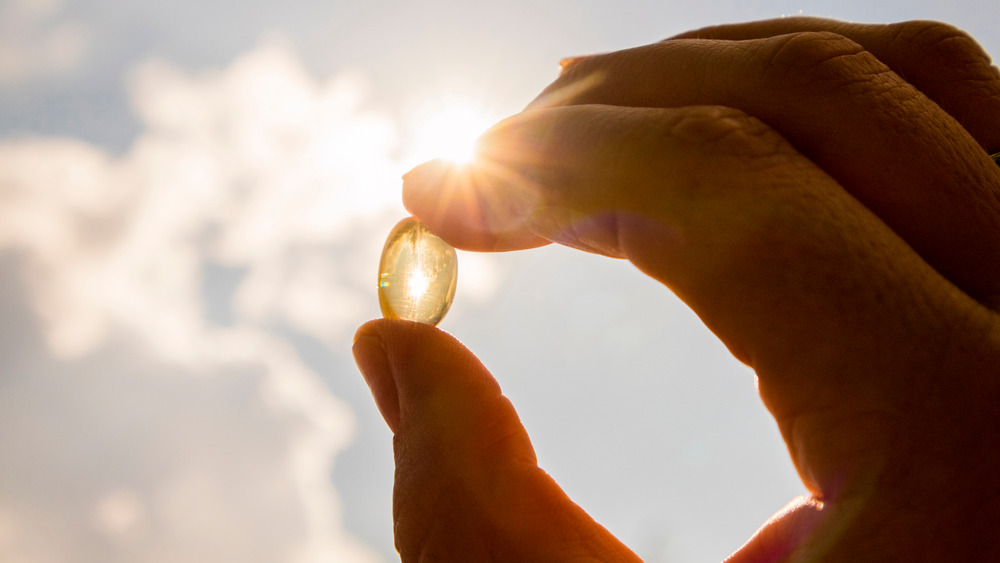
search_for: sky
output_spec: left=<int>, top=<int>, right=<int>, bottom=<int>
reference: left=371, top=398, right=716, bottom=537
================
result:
left=1, top=0, right=998, bottom=562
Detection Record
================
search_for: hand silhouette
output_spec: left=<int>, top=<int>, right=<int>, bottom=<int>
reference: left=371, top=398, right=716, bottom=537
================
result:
left=355, top=18, right=1000, bottom=561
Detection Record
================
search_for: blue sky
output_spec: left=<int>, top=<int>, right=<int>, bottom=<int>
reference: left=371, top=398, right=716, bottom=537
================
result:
left=1, top=0, right=997, bottom=561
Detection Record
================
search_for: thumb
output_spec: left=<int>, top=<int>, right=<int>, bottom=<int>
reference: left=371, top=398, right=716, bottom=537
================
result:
left=353, top=319, right=639, bottom=562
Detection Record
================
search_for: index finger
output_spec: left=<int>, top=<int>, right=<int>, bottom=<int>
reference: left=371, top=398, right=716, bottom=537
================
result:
left=403, top=103, right=1000, bottom=501
left=525, top=24, right=1000, bottom=306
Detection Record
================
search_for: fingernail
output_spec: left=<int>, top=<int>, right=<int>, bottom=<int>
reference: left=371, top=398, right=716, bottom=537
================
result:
left=352, top=332, right=401, bottom=433
left=558, top=56, right=589, bottom=74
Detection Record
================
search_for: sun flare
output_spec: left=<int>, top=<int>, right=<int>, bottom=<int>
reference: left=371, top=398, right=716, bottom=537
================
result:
left=405, top=270, right=431, bottom=299
left=409, top=104, right=494, bottom=165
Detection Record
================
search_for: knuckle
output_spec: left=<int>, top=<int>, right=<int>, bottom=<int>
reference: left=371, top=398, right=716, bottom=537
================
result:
left=659, top=108, right=834, bottom=261
left=667, top=106, right=791, bottom=166
left=763, top=31, right=890, bottom=92
left=885, top=20, right=991, bottom=69
left=880, top=21, right=1000, bottom=149
left=767, top=31, right=865, bottom=68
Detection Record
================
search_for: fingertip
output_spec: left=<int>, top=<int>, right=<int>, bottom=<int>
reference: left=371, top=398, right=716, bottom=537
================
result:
left=402, top=157, right=550, bottom=252
left=726, top=496, right=827, bottom=563
left=352, top=317, right=386, bottom=342
left=357, top=317, right=454, bottom=355
left=401, top=158, right=455, bottom=224
left=354, top=319, right=468, bottom=433
left=352, top=322, right=401, bottom=432
left=354, top=319, right=500, bottom=430
left=367, top=321, right=541, bottom=484
left=401, top=158, right=451, bottom=199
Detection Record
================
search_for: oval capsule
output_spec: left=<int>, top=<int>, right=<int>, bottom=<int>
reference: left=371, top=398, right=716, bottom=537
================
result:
left=378, top=217, right=458, bottom=326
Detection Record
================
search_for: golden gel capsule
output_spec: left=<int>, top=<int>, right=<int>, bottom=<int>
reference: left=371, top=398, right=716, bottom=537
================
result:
left=378, top=217, right=458, bottom=326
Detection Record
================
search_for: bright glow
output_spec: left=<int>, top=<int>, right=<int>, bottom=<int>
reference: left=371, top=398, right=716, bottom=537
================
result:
left=406, top=270, right=430, bottom=299
left=92, top=489, right=145, bottom=537
left=410, top=105, right=493, bottom=164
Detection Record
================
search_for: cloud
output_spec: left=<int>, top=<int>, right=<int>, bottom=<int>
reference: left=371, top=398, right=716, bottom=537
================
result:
left=0, top=322, right=376, bottom=563
left=0, top=0, right=90, bottom=84
left=0, top=38, right=413, bottom=562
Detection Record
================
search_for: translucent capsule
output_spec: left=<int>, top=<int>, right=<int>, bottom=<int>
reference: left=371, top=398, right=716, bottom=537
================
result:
left=378, top=217, right=458, bottom=326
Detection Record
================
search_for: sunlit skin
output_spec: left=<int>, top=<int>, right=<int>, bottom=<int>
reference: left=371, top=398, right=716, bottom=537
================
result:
left=355, top=18, right=1000, bottom=562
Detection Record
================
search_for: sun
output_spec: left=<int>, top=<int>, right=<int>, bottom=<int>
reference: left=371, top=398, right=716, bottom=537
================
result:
left=408, top=104, right=495, bottom=165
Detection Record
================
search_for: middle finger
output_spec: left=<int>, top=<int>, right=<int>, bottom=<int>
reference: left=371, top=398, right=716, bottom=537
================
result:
left=530, top=32, right=1000, bottom=306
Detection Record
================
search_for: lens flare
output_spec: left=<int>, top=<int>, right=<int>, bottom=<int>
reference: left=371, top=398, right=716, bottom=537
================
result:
left=410, top=105, right=493, bottom=165
left=405, top=270, right=431, bottom=300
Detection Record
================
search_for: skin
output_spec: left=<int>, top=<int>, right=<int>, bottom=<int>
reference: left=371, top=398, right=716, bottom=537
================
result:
left=353, top=18, right=1000, bottom=562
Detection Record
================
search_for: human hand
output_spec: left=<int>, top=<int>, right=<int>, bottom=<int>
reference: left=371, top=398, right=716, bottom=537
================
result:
left=354, top=18, right=1000, bottom=561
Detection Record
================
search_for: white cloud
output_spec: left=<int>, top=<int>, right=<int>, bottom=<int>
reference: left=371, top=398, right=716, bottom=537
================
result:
left=0, top=38, right=417, bottom=562
left=0, top=0, right=90, bottom=83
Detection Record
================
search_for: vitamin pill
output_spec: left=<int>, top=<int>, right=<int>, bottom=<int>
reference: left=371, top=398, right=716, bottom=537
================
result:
left=378, top=217, right=458, bottom=326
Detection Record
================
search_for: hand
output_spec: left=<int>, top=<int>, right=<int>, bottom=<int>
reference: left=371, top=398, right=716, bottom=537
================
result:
left=354, top=18, right=1000, bottom=561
